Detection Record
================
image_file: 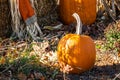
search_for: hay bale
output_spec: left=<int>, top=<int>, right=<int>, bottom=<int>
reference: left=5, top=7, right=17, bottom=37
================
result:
left=0, top=0, right=12, bottom=38
left=34, top=0, right=58, bottom=27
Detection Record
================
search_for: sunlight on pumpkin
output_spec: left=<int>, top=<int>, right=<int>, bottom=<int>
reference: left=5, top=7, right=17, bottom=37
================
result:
left=57, top=33, right=96, bottom=73
left=75, top=0, right=82, bottom=3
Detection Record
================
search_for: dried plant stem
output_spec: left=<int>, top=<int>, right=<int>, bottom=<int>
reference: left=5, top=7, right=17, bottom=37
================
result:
left=0, top=64, right=13, bottom=73
left=9, top=0, right=26, bottom=39
left=111, top=0, right=116, bottom=17
left=113, top=72, right=120, bottom=80
left=63, top=73, right=66, bottom=80
left=102, top=0, right=116, bottom=21
left=115, top=0, right=120, bottom=10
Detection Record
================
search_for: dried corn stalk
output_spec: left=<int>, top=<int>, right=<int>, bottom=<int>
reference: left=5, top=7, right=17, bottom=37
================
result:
left=9, top=0, right=43, bottom=41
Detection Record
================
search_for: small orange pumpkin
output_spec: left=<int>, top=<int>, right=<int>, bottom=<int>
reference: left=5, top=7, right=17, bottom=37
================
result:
left=57, top=13, right=96, bottom=74
left=59, top=0, right=96, bottom=25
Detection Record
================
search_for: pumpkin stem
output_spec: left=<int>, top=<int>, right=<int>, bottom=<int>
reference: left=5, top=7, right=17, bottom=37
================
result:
left=72, top=13, right=82, bottom=35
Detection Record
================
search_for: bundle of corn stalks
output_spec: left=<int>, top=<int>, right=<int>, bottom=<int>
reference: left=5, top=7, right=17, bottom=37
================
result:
left=0, top=0, right=12, bottom=38
left=9, top=0, right=43, bottom=41
left=9, top=0, right=58, bottom=41
left=0, top=0, right=58, bottom=40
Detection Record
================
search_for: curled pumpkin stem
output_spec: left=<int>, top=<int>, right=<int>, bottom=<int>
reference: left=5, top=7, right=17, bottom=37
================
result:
left=72, top=13, right=82, bottom=35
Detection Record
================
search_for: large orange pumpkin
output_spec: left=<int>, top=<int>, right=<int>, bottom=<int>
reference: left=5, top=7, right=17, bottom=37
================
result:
left=57, top=13, right=96, bottom=74
left=59, top=0, right=96, bottom=25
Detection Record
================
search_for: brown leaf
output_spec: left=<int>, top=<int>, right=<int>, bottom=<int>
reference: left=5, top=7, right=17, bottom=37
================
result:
left=59, top=61, right=73, bottom=73
left=0, top=56, right=6, bottom=64
left=17, top=72, right=27, bottom=80
left=33, top=72, right=45, bottom=80
left=118, top=52, right=120, bottom=57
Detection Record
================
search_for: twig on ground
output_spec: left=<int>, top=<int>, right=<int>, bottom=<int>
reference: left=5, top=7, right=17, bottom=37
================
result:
left=113, top=72, right=120, bottom=80
left=0, top=65, right=13, bottom=74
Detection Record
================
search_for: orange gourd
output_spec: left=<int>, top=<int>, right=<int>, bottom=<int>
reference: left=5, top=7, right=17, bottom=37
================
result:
left=59, top=0, right=96, bottom=25
left=57, top=13, right=96, bottom=74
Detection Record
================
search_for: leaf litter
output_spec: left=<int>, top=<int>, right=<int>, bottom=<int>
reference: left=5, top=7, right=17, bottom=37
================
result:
left=0, top=20, right=120, bottom=80
left=0, top=3, right=120, bottom=80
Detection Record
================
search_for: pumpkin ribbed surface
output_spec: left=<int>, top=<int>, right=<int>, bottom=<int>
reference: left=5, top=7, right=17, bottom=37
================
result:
left=59, top=0, right=96, bottom=25
left=57, top=34, right=96, bottom=73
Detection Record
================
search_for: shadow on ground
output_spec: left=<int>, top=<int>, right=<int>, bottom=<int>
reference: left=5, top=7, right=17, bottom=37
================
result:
left=56, top=64, right=120, bottom=80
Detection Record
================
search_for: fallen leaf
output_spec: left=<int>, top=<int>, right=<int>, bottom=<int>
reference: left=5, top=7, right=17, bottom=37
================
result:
left=17, top=72, right=27, bottom=80
left=0, top=56, right=6, bottom=64
left=34, top=72, right=45, bottom=80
